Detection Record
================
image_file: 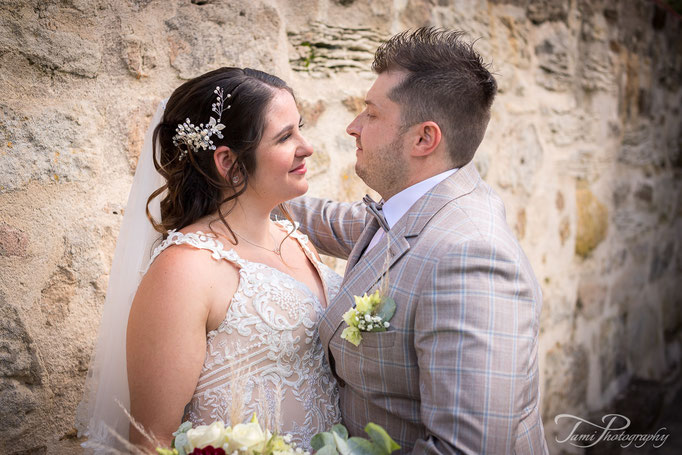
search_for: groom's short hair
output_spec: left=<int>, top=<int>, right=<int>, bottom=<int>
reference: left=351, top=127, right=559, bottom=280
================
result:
left=372, top=27, right=497, bottom=168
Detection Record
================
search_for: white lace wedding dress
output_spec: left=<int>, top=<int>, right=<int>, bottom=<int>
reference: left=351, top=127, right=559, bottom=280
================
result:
left=147, top=220, right=341, bottom=449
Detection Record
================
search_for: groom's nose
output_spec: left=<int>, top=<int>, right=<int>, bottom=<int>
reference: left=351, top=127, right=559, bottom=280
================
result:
left=346, top=113, right=362, bottom=138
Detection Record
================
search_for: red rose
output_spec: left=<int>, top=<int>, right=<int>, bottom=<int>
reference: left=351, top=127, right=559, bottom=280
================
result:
left=190, top=446, right=226, bottom=455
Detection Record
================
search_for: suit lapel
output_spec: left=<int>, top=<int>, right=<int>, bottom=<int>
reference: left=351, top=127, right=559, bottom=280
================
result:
left=319, top=215, right=380, bottom=358
left=343, top=216, right=380, bottom=276
left=326, top=225, right=411, bottom=338
left=320, top=162, right=482, bottom=357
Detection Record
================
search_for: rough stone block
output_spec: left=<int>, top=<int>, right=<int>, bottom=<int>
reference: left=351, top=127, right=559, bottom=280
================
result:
left=496, top=123, right=543, bottom=195
left=289, top=23, right=384, bottom=74
left=297, top=100, right=326, bottom=127
left=649, top=241, right=674, bottom=282
left=0, top=222, right=29, bottom=257
left=599, top=317, right=627, bottom=393
left=8, top=445, right=47, bottom=455
left=342, top=96, right=364, bottom=116
left=527, top=0, right=568, bottom=24
left=121, top=35, right=157, bottom=79
left=515, top=207, right=526, bottom=240
left=0, top=104, right=94, bottom=192
left=40, top=266, right=77, bottom=325
left=543, top=344, right=589, bottom=418
left=612, top=181, right=631, bottom=208
left=0, top=380, right=38, bottom=438
left=634, top=182, right=654, bottom=207
left=548, top=111, right=591, bottom=146
left=0, top=15, right=101, bottom=78
left=304, top=143, right=331, bottom=180
left=472, top=146, right=490, bottom=180
left=577, top=279, right=607, bottom=320
left=579, top=41, right=616, bottom=91
left=0, top=297, right=43, bottom=385
left=627, top=305, right=665, bottom=380
left=494, top=15, right=532, bottom=70
left=604, top=248, right=628, bottom=274
left=165, top=1, right=282, bottom=79
left=619, top=122, right=656, bottom=166
left=612, top=208, right=657, bottom=240
left=556, top=191, right=565, bottom=211
left=124, top=100, right=159, bottom=172
left=575, top=182, right=609, bottom=258
left=559, top=216, right=570, bottom=246
left=662, top=285, right=682, bottom=336
left=534, top=27, right=573, bottom=91
left=339, top=163, right=374, bottom=202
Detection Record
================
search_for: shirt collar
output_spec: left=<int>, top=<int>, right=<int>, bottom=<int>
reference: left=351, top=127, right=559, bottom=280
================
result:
left=381, top=169, right=457, bottom=229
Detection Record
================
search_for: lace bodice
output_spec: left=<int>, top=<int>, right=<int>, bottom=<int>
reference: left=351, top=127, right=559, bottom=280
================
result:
left=148, top=221, right=341, bottom=449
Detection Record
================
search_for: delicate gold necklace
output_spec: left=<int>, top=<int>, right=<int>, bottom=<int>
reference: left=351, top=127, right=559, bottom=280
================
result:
left=234, top=230, right=281, bottom=256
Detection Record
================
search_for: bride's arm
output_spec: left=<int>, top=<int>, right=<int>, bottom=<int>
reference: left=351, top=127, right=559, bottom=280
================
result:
left=126, top=246, right=233, bottom=450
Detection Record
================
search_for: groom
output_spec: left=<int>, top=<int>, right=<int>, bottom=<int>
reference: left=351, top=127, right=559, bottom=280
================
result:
left=286, top=28, right=548, bottom=453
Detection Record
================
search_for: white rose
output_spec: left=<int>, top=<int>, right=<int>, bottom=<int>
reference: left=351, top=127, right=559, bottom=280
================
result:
left=223, top=422, right=269, bottom=453
left=187, top=421, right=228, bottom=450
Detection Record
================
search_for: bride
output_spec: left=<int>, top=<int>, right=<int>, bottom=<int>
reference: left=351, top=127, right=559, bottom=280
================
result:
left=76, top=67, right=341, bottom=452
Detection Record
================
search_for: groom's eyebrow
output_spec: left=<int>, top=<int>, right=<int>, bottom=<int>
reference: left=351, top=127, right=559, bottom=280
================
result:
left=365, top=100, right=380, bottom=111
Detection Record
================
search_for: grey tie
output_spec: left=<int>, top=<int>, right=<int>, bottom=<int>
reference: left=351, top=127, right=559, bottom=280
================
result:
left=362, top=194, right=389, bottom=232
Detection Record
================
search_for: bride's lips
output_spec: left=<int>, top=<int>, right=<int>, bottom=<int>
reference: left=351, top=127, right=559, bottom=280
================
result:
left=289, top=163, right=307, bottom=174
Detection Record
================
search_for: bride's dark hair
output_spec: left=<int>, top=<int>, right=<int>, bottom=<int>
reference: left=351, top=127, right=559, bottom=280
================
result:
left=146, top=67, right=295, bottom=241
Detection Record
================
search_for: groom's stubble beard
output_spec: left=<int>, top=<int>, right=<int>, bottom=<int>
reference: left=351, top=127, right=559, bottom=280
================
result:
left=355, top=132, right=409, bottom=200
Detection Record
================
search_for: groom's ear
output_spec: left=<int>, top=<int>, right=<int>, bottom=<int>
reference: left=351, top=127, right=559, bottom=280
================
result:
left=213, top=145, right=236, bottom=179
left=410, top=121, right=442, bottom=158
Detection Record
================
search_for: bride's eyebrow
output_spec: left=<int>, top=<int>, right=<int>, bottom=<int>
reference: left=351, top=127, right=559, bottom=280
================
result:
left=273, top=116, right=303, bottom=139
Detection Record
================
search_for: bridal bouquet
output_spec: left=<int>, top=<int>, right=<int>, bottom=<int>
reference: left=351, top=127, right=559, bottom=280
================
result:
left=156, top=418, right=399, bottom=455
left=157, top=414, right=306, bottom=455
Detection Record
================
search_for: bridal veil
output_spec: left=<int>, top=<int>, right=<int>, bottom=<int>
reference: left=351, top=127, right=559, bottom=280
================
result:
left=76, top=100, right=166, bottom=451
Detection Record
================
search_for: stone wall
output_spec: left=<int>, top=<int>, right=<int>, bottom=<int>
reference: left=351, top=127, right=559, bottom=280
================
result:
left=0, top=0, right=680, bottom=453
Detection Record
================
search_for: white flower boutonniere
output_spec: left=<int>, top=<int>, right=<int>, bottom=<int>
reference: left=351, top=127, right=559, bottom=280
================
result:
left=341, top=245, right=396, bottom=347
left=340, top=289, right=396, bottom=346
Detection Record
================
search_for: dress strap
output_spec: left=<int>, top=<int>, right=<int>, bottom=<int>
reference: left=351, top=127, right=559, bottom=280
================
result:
left=145, top=230, right=246, bottom=272
left=273, top=219, right=320, bottom=263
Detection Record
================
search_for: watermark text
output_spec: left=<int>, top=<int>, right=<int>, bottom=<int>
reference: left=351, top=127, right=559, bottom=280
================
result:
left=554, top=413, right=669, bottom=449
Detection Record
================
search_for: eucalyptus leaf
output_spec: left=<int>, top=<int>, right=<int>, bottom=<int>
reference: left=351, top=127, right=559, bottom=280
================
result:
left=375, top=296, right=396, bottom=322
left=330, top=424, right=349, bottom=440
left=315, top=446, right=341, bottom=455
left=173, top=433, right=189, bottom=455
left=364, top=422, right=401, bottom=453
left=173, top=421, right=193, bottom=436
left=346, top=438, right=385, bottom=455
left=332, top=431, right=353, bottom=455
left=311, top=432, right=336, bottom=450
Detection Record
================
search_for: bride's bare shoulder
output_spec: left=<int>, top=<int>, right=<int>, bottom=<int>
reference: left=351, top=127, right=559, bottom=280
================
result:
left=144, top=229, right=237, bottom=289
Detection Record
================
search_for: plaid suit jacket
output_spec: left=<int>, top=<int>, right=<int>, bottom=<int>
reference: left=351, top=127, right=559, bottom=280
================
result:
left=286, top=162, right=548, bottom=454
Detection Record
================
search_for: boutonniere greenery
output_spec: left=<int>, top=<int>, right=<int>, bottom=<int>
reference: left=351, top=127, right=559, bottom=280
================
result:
left=340, top=290, right=395, bottom=347
left=341, top=247, right=396, bottom=347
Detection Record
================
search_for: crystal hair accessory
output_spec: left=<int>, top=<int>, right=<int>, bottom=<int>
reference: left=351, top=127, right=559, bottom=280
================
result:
left=172, top=86, right=231, bottom=159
